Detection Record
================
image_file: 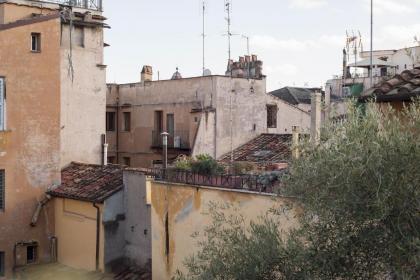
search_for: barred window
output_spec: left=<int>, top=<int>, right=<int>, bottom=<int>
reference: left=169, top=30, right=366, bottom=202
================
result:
left=267, top=105, right=278, bottom=128
left=0, top=170, right=4, bottom=211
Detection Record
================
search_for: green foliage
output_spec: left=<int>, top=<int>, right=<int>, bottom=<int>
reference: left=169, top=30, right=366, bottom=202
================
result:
left=173, top=102, right=420, bottom=280
left=231, top=161, right=256, bottom=175
left=190, top=154, right=225, bottom=175
left=174, top=155, right=192, bottom=171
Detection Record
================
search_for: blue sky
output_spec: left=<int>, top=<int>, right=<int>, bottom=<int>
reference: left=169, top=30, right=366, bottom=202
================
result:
left=103, top=0, right=420, bottom=91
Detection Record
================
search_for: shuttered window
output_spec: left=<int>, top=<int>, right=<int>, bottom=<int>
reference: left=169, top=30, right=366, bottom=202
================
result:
left=0, top=78, right=4, bottom=131
left=0, top=251, right=4, bottom=277
left=0, top=170, right=4, bottom=211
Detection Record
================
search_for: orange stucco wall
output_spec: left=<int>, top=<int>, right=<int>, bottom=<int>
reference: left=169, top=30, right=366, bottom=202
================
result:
left=0, top=14, right=61, bottom=278
left=53, top=198, right=105, bottom=272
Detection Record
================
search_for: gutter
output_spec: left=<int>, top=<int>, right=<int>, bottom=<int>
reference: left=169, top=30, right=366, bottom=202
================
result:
left=92, top=203, right=101, bottom=271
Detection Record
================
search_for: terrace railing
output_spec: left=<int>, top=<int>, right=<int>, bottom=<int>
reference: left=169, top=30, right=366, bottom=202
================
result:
left=36, top=0, right=102, bottom=11
left=151, top=130, right=190, bottom=150
left=142, top=169, right=282, bottom=194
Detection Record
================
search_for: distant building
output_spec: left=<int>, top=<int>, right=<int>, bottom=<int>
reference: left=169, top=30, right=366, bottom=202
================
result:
left=326, top=45, right=420, bottom=98
left=0, top=0, right=106, bottom=276
left=106, top=63, right=311, bottom=168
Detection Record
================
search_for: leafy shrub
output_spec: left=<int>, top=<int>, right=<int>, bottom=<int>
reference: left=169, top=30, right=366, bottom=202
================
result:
left=191, top=154, right=225, bottom=175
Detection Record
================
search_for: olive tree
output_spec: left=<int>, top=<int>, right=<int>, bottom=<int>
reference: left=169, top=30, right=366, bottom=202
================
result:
left=174, top=102, right=420, bottom=280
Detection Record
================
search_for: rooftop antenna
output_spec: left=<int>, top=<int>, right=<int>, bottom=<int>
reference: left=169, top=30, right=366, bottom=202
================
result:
left=225, top=0, right=233, bottom=76
left=202, top=0, right=206, bottom=76
left=242, top=34, right=250, bottom=78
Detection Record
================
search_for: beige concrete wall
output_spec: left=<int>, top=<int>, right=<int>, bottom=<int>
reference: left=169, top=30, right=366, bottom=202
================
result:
left=0, top=16, right=61, bottom=278
left=0, top=1, right=56, bottom=24
left=54, top=198, right=105, bottom=272
left=150, top=182, right=300, bottom=280
left=60, top=23, right=106, bottom=167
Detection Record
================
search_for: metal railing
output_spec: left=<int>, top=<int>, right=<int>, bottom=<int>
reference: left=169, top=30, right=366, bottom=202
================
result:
left=35, top=0, right=102, bottom=11
left=152, top=130, right=190, bottom=150
left=143, top=169, right=282, bottom=194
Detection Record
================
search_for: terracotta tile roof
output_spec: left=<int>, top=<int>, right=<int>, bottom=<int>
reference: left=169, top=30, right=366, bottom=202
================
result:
left=219, top=134, right=292, bottom=163
left=48, top=162, right=123, bottom=203
left=360, top=67, right=420, bottom=102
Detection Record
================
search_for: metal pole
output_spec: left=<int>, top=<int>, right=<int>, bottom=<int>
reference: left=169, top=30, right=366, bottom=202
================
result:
left=370, top=0, right=373, bottom=87
left=202, top=1, right=205, bottom=76
left=161, top=132, right=169, bottom=169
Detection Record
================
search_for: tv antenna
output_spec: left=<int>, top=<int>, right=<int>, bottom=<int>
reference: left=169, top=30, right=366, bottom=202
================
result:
left=225, top=0, right=233, bottom=72
left=201, top=1, right=206, bottom=76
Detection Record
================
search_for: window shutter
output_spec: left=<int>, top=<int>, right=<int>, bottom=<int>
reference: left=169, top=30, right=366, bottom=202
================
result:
left=0, top=78, right=4, bottom=131
left=0, top=170, right=4, bottom=210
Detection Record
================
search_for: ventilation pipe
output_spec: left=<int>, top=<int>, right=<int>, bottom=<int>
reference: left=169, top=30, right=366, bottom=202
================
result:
left=310, top=91, right=322, bottom=145
left=292, top=126, right=300, bottom=159
left=30, top=195, right=51, bottom=227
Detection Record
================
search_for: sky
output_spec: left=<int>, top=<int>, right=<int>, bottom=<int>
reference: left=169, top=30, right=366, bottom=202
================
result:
left=103, top=0, right=420, bottom=91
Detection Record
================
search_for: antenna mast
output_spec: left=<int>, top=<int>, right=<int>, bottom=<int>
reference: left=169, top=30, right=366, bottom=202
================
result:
left=202, top=0, right=206, bottom=76
left=225, top=0, right=232, bottom=74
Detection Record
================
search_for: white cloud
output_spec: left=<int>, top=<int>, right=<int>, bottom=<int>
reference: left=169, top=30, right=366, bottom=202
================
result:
left=289, top=0, right=328, bottom=9
left=363, top=0, right=414, bottom=15
left=376, top=23, right=420, bottom=48
left=252, top=34, right=343, bottom=52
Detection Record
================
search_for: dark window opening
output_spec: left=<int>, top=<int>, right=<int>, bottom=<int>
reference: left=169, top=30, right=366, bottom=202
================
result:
left=165, top=212, right=170, bottom=260
left=154, top=111, right=163, bottom=134
left=267, top=105, right=278, bottom=128
left=0, top=170, right=4, bottom=211
left=0, top=251, right=4, bottom=276
left=107, top=156, right=116, bottom=164
left=31, top=33, right=41, bottom=52
left=106, top=112, right=116, bottom=131
left=123, top=157, right=131, bottom=167
left=123, top=112, right=131, bottom=132
left=74, top=26, right=85, bottom=47
left=26, top=245, right=37, bottom=264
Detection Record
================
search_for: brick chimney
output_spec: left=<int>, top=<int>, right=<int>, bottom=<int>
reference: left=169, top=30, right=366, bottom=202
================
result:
left=141, top=65, right=153, bottom=82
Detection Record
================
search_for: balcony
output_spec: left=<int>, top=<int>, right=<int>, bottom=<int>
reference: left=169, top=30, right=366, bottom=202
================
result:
left=151, top=130, right=190, bottom=150
left=38, top=0, right=103, bottom=11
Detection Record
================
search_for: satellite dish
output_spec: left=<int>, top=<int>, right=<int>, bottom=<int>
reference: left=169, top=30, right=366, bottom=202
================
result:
left=203, top=69, right=212, bottom=76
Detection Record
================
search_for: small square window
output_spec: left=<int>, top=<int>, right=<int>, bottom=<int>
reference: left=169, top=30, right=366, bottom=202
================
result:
left=27, top=245, right=37, bottom=264
left=31, top=33, right=41, bottom=52
left=107, top=156, right=116, bottom=164
left=123, top=157, right=131, bottom=167
left=267, top=105, right=278, bottom=128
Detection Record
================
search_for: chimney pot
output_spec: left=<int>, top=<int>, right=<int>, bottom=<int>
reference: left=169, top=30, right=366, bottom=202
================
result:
left=245, top=55, right=251, bottom=63
left=251, top=54, right=257, bottom=62
left=141, top=65, right=153, bottom=82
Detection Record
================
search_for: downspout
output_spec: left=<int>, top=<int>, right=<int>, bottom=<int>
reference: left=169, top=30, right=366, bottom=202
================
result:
left=93, top=203, right=101, bottom=271
left=116, top=87, right=120, bottom=163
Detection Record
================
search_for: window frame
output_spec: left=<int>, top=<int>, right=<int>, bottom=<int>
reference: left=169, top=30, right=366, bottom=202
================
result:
left=26, top=245, right=38, bottom=264
left=122, top=112, right=131, bottom=132
left=106, top=111, right=116, bottom=132
left=31, top=33, right=41, bottom=53
left=0, top=251, right=4, bottom=277
left=266, top=104, right=278, bottom=129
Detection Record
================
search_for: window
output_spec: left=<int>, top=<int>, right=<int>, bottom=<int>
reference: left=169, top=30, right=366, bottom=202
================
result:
left=31, top=33, right=41, bottom=52
left=107, top=156, right=116, bottom=164
left=73, top=26, right=84, bottom=47
left=267, top=105, right=278, bottom=128
left=0, top=170, right=4, bottom=211
left=26, top=245, right=37, bottom=264
left=0, top=78, right=5, bottom=131
left=0, top=251, right=4, bottom=277
left=123, top=157, right=131, bottom=167
left=123, top=112, right=131, bottom=132
left=106, top=112, right=115, bottom=131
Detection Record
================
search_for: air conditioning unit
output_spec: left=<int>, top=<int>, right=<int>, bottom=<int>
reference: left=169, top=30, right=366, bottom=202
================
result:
left=174, top=136, right=181, bottom=148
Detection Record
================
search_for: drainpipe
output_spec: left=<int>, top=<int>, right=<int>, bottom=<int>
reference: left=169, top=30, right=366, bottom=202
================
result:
left=310, top=91, right=322, bottom=145
left=92, top=203, right=100, bottom=271
left=30, top=195, right=51, bottom=227
left=116, top=89, right=120, bottom=163
left=161, top=132, right=169, bottom=169
left=102, top=134, right=108, bottom=166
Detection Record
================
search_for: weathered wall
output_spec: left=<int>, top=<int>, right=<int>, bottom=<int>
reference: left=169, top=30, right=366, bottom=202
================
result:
left=103, top=190, right=125, bottom=270
left=54, top=198, right=105, bottom=272
left=150, top=181, right=300, bottom=280
left=123, top=170, right=152, bottom=269
left=0, top=16, right=60, bottom=278
left=60, top=23, right=106, bottom=167
left=191, top=111, right=216, bottom=158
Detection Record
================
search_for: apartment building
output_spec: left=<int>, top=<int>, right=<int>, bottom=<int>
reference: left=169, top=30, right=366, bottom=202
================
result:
left=0, top=0, right=106, bottom=277
left=106, top=57, right=311, bottom=168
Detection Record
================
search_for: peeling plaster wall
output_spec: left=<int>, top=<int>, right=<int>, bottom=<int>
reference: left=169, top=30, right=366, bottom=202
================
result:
left=150, top=181, right=301, bottom=280
left=60, top=23, right=106, bottom=167
left=0, top=16, right=61, bottom=277
left=191, top=111, right=216, bottom=158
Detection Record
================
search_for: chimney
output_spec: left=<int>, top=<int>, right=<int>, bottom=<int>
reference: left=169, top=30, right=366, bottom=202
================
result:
left=245, top=55, right=251, bottom=63
left=141, top=65, right=153, bottom=82
left=239, top=56, right=245, bottom=64
left=102, top=134, right=108, bottom=166
left=310, top=91, right=322, bottom=145
left=251, top=54, right=257, bottom=62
